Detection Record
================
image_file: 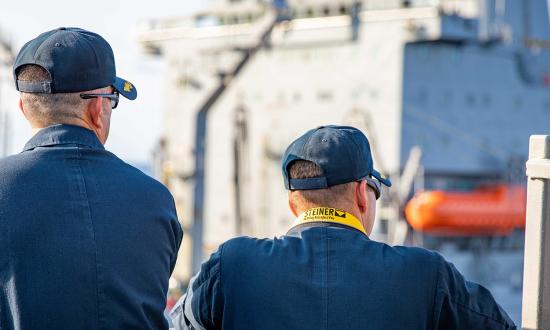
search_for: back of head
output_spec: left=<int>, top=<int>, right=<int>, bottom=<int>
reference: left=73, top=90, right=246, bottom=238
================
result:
left=288, top=160, right=355, bottom=212
left=17, top=64, right=91, bottom=126
left=282, top=125, right=392, bottom=215
left=13, top=27, right=138, bottom=128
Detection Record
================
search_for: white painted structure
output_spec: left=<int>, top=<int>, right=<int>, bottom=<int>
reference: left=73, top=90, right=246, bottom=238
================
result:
left=522, top=135, right=550, bottom=330
left=138, top=0, right=549, bottom=298
left=139, top=2, right=441, bottom=279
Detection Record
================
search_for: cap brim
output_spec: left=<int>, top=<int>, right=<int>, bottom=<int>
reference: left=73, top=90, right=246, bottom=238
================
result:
left=372, top=169, right=392, bottom=187
left=113, top=77, right=137, bottom=100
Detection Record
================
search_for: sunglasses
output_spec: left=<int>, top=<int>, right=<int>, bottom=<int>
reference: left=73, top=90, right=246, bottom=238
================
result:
left=80, top=91, right=119, bottom=109
left=359, top=176, right=382, bottom=200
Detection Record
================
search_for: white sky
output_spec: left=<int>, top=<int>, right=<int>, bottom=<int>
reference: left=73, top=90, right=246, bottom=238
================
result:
left=0, top=0, right=207, bottom=166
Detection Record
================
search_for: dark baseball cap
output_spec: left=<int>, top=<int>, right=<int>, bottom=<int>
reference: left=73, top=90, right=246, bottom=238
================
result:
left=282, top=125, right=391, bottom=191
left=13, top=27, right=137, bottom=100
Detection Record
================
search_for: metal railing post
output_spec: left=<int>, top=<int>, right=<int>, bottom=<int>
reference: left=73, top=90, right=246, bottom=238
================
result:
left=522, top=135, right=550, bottom=330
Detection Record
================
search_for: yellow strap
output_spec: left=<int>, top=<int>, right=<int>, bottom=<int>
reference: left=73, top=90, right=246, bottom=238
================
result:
left=291, top=207, right=367, bottom=235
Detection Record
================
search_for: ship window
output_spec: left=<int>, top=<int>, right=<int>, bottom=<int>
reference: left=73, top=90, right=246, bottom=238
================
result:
left=306, top=7, right=314, bottom=17
left=323, top=6, right=331, bottom=16
left=464, top=19, right=474, bottom=30
left=466, top=93, right=476, bottom=107
left=317, top=90, right=333, bottom=101
left=339, top=5, right=348, bottom=15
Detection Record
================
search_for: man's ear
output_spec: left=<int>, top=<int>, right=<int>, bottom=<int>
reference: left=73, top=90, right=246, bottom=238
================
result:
left=356, top=180, right=368, bottom=213
left=88, top=97, right=104, bottom=130
left=19, top=98, right=31, bottom=121
left=288, top=192, right=299, bottom=217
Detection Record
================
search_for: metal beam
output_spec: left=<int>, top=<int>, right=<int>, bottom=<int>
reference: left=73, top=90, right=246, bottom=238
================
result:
left=190, top=10, right=278, bottom=274
left=522, top=135, right=550, bottom=330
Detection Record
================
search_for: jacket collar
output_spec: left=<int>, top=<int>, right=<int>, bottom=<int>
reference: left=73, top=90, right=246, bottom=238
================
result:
left=286, top=221, right=369, bottom=238
left=287, top=207, right=369, bottom=237
left=23, top=124, right=104, bottom=152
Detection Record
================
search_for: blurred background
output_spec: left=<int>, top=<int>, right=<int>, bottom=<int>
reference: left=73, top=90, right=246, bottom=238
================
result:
left=3, top=0, right=550, bottom=325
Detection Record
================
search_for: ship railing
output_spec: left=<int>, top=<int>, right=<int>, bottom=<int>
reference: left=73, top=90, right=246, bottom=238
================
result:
left=137, top=7, right=443, bottom=46
left=136, top=0, right=484, bottom=45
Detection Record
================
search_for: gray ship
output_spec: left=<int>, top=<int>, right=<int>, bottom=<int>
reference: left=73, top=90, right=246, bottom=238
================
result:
left=138, top=0, right=550, bottom=323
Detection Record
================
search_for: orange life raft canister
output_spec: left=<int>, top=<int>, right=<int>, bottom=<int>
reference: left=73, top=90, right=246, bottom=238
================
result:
left=405, top=185, right=526, bottom=236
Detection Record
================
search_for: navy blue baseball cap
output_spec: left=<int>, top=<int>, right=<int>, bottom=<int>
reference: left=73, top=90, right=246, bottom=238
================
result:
left=13, top=27, right=137, bottom=100
left=282, top=125, right=391, bottom=192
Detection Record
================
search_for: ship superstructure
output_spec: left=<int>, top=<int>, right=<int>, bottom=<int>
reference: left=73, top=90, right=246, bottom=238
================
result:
left=138, top=1, right=550, bottom=322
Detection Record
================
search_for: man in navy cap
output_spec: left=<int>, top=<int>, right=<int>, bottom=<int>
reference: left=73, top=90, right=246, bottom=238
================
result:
left=0, top=28, right=183, bottom=329
left=170, top=125, right=515, bottom=329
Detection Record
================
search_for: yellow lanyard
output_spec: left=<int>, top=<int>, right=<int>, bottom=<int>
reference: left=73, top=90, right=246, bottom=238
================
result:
left=290, top=207, right=367, bottom=235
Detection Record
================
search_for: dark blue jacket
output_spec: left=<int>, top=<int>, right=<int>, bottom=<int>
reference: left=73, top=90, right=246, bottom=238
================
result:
left=0, top=124, right=183, bottom=330
left=171, top=222, right=515, bottom=329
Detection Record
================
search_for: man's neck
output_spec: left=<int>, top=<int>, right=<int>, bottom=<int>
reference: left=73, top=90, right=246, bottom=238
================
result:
left=32, top=127, right=42, bottom=135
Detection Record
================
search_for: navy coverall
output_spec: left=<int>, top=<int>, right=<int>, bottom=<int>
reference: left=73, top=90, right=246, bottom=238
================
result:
left=0, top=125, right=183, bottom=329
left=172, top=209, right=514, bottom=329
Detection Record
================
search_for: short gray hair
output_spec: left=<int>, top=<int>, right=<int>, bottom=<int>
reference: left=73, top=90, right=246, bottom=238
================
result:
left=16, top=64, right=93, bottom=126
